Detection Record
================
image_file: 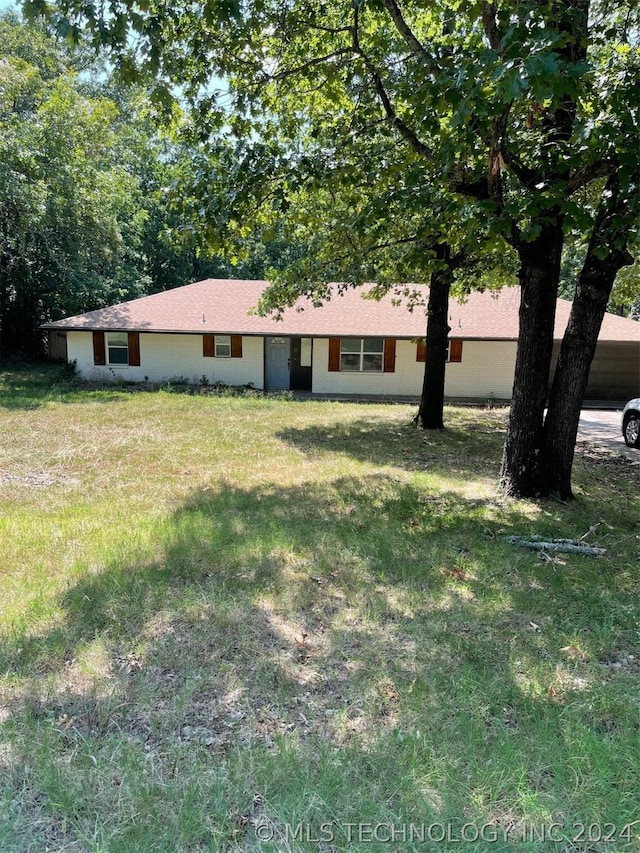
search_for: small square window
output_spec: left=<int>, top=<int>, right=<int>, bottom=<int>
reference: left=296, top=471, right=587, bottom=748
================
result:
left=107, top=332, right=128, bottom=365
left=215, top=335, right=231, bottom=358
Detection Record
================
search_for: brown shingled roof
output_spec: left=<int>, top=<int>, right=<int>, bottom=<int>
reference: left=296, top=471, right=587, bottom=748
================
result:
left=43, top=279, right=640, bottom=342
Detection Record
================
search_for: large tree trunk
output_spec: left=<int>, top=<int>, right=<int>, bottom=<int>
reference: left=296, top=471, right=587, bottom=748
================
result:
left=492, top=2, right=589, bottom=497
left=499, top=219, right=564, bottom=497
left=539, top=178, right=635, bottom=497
left=540, top=249, right=633, bottom=497
left=416, top=245, right=453, bottom=429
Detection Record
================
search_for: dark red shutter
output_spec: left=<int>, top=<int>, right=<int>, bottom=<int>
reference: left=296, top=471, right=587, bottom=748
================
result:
left=128, top=332, right=140, bottom=366
left=231, top=335, right=243, bottom=358
left=203, top=334, right=215, bottom=357
left=449, top=339, right=463, bottom=363
left=328, top=338, right=340, bottom=371
left=93, top=331, right=105, bottom=365
left=383, top=339, right=396, bottom=372
left=416, top=339, right=426, bottom=362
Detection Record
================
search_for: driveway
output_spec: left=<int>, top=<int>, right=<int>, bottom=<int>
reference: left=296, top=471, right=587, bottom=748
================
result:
left=577, top=408, right=639, bottom=463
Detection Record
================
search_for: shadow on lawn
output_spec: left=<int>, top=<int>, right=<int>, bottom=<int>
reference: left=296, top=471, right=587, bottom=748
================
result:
left=3, top=475, right=516, bottom=671
left=3, top=474, right=638, bottom=849
left=276, top=413, right=507, bottom=478
left=0, top=364, right=128, bottom=410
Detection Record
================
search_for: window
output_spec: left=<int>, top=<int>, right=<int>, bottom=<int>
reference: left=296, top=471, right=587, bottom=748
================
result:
left=203, top=334, right=243, bottom=358
left=340, top=338, right=384, bottom=372
left=416, top=339, right=463, bottom=363
left=93, top=331, right=140, bottom=367
left=300, top=338, right=312, bottom=367
left=328, top=338, right=395, bottom=373
left=215, top=334, right=231, bottom=358
left=107, top=332, right=129, bottom=365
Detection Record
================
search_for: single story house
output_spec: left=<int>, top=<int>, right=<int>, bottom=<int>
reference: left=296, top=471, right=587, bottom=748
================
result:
left=43, top=279, right=640, bottom=400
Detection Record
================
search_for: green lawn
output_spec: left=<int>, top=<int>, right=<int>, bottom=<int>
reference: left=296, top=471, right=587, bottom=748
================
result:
left=1, top=364, right=638, bottom=852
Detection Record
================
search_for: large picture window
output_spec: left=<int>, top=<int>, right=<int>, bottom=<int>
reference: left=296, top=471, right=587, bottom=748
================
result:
left=107, top=332, right=129, bottom=365
left=340, top=338, right=384, bottom=372
left=328, top=337, right=395, bottom=373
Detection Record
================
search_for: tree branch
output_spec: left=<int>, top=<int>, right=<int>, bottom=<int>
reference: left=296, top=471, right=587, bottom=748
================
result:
left=270, top=48, right=355, bottom=82
left=449, top=176, right=490, bottom=200
left=500, top=148, right=541, bottom=189
left=351, top=7, right=433, bottom=159
left=380, top=0, right=434, bottom=68
left=566, top=158, right=618, bottom=194
left=487, top=101, right=512, bottom=204
left=303, top=22, right=353, bottom=36
left=481, top=1, right=502, bottom=51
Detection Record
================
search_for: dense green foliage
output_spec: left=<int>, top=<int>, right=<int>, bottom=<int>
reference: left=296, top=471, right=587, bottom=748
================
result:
left=24, top=0, right=638, bottom=303
left=3, top=5, right=638, bottom=362
left=0, top=12, right=296, bottom=356
left=0, top=13, right=143, bottom=353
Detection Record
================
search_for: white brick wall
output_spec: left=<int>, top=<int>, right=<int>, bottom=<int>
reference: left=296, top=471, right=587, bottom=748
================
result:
left=444, top=340, right=517, bottom=399
left=67, top=331, right=517, bottom=399
left=312, top=338, right=517, bottom=399
left=67, top=332, right=265, bottom=388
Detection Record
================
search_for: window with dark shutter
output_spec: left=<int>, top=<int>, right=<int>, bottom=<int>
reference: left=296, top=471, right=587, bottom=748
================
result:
left=106, top=332, right=128, bottom=364
left=214, top=335, right=230, bottom=356
left=417, top=339, right=463, bottom=363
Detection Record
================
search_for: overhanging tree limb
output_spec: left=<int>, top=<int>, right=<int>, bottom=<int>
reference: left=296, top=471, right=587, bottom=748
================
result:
left=351, top=6, right=433, bottom=159
left=270, top=48, right=355, bottom=82
left=566, top=158, right=618, bottom=194
left=380, top=0, right=435, bottom=67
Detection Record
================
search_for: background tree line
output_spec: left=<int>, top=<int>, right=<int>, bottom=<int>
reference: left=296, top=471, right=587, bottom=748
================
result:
left=0, top=11, right=296, bottom=356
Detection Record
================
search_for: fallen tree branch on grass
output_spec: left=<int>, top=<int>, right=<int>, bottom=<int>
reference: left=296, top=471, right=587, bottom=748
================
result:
left=506, top=535, right=605, bottom=557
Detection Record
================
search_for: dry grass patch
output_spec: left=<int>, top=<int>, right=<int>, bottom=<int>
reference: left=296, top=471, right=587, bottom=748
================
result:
left=1, top=365, right=639, bottom=852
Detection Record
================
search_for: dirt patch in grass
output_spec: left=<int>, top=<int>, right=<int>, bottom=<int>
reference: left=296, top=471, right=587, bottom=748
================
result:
left=0, top=472, right=80, bottom=488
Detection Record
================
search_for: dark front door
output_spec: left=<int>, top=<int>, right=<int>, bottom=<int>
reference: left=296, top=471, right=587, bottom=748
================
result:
left=265, top=336, right=291, bottom=389
left=290, top=337, right=312, bottom=391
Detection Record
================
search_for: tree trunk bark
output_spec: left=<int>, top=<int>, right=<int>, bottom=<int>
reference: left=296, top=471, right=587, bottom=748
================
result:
left=499, top=219, right=564, bottom=497
left=416, top=244, right=453, bottom=429
left=540, top=249, right=634, bottom=498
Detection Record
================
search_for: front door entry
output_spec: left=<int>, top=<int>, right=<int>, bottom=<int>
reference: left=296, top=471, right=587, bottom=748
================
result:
left=265, top=337, right=291, bottom=389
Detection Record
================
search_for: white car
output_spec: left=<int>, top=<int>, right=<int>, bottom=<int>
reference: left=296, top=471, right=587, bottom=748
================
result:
left=622, top=399, right=640, bottom=448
